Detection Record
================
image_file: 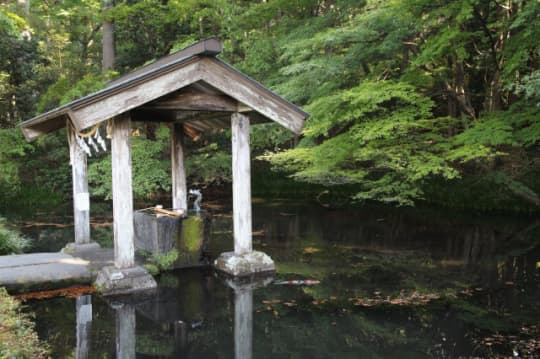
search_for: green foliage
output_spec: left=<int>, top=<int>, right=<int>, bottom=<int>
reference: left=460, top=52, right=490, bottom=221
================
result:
left=185, top=142, right=231, bottom=187
left=0, top=128, right=33, bottom=199
left=1, top=0, right=540, bottom=210
left=143, top=249, right=179, bottom=275
left=264, top=81, right=459, bottom=205
left=0, top=7, right=40, bottom=127
left=0, top=288, right=49, bottom=358
left=89, top=128, right=171, bottom=200
left=0, top=217, right=29, bottom=256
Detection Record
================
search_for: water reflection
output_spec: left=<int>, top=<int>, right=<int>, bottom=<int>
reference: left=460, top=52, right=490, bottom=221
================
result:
left=67, top=272, right=273, bottom=358
left=24, top=202, right=540, bottom=358
left=76, top=295, right=92, bottom=359
left=117, top=303, right=136, bottom=358
left=224, top=275, right=274, bottom=359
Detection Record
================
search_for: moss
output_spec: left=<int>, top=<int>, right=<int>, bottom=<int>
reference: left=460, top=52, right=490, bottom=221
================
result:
left=143, top=263, right=159, bottom=276
left=0, top=287, right=49, bottom=358
left=180, top=216, right=204, bottom=252
left=142, top=249, right=179, bottom=275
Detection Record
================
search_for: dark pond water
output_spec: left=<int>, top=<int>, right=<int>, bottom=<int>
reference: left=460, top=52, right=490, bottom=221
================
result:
left=15, top=200, right=540, bottom=358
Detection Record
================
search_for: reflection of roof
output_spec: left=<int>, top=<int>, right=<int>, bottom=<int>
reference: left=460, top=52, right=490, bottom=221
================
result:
left=19, top=38, right=308, bottom=141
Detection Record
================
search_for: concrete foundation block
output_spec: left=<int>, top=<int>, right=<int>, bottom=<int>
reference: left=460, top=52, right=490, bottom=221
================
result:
left=213, top=251, right=275, bottom=277
left=95, top=266, right=157, bottom=296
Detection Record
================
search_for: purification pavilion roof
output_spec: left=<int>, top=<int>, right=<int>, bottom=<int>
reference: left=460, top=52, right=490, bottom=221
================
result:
left=19, top=38, right=308, bottom=141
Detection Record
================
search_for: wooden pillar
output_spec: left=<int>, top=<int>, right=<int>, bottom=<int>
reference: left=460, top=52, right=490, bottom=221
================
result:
left=231, top=113, right=252, bottom=255
left=171, top=123, right=187, bottom=210
left=70, top=129, right=91, bottom=244
left=234, top=289, right=253, bottom=359
left=111, top=114, right=134, bottom=268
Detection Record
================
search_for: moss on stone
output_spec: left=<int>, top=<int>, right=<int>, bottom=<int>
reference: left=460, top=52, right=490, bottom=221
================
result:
left=180, top=216, right=204, bottom=253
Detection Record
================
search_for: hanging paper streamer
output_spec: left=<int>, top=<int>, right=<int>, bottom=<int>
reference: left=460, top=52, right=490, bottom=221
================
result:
left=87, top=136, right=99, bottom=153
left=70, top=122, right=109, bottom=157
left=95, top=128, right=107, bottom=151
left=75, top=134, right=92, bottom=157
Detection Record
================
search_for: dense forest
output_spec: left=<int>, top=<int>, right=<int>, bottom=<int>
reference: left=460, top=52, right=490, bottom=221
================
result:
left=1, top=0, right=539, bottom=211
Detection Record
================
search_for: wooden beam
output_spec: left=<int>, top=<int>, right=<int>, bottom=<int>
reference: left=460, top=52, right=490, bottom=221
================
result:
left=22, top=114, right=69, bottom=142
left=231, top=112, right=252, bottom=255
left=111, top=114, right=135, bottom=268
left=171, top=123, right=187, bottom=210
left=69, top=128, right=91, bottom=244
left=200, top=58, right=306, bottom=135
left=143, top=90, right=239, bottom=112
left=70, top=61, right=202, bottom=131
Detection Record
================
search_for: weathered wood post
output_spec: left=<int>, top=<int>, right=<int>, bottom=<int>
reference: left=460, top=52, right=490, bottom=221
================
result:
left=213, top=113, right=275, bottom=276
left=232, top=112, right=252, bottom=255
left=95, top=113, right=157, bottom=295
left=62, top=127, right=101, bottom=254
left=171, top=123, right=187, bottom=210
left=111, top=114, right=134, bottom=268
left=70, top=129, right=91, bottom=245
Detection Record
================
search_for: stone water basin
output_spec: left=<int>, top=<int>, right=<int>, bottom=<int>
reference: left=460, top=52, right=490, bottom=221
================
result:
left=133, top=209, right=210, bottom=268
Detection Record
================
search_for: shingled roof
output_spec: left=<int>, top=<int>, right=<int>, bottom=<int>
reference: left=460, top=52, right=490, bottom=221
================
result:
left=19, top=38, right=308, bottom=141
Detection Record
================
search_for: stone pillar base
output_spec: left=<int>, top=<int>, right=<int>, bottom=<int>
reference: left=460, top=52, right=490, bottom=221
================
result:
left=214, top=251, right=275, bottom=277
left=95, top=266, right=157, bottom=296
left=61, top=242, right=101, bottom=254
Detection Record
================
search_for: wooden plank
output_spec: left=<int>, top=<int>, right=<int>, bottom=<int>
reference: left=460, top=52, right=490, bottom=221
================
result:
left=111, top=114, right=135, bottom=268
left=200, top=58, right=306, bottom=134
left=22, top=114, right=69, bottom=141
left=231, top=113, right=252, bottom=255
left=143, top=89, right=239, bottom=112
left=70, top=61, right=202, bottom=131
left=171, top=123, right=188, bottom=210
left=106, top=38, right=222, bottom=88
left=69, top=128, right=91, bottom=244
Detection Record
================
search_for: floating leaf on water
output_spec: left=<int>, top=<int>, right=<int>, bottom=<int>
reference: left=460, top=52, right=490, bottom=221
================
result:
left=262, top=299, right=281, bottom=304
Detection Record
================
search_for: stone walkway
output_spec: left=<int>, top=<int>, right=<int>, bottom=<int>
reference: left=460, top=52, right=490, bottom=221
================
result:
left=0, top=245, right=125, bottom=293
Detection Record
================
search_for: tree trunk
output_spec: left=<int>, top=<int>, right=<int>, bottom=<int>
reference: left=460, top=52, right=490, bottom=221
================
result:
left=102, top=0, right=115, bottom=72
left=17, top=0, right=30, bottom=13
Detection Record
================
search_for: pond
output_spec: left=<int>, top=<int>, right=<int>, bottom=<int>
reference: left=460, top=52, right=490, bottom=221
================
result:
left=14, top=200, right=540, bottom=358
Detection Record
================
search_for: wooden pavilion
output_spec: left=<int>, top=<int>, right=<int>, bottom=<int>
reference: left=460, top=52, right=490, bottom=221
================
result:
left=19, top=38, right=308, bottom=294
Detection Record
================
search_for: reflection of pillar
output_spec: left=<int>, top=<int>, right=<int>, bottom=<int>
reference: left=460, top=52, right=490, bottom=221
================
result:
left=174, top=320, right=187, bottom=348
left=115, top=304, right=136, bottom=359
left=76, top=295, right=92, bottom=359
left=234, top=289, right=253, bottom=359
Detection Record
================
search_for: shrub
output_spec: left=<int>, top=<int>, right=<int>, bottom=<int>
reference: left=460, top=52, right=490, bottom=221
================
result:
left=0, top=218, right=30, bottom=255
left=0, top=287, right=49, bottom=358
